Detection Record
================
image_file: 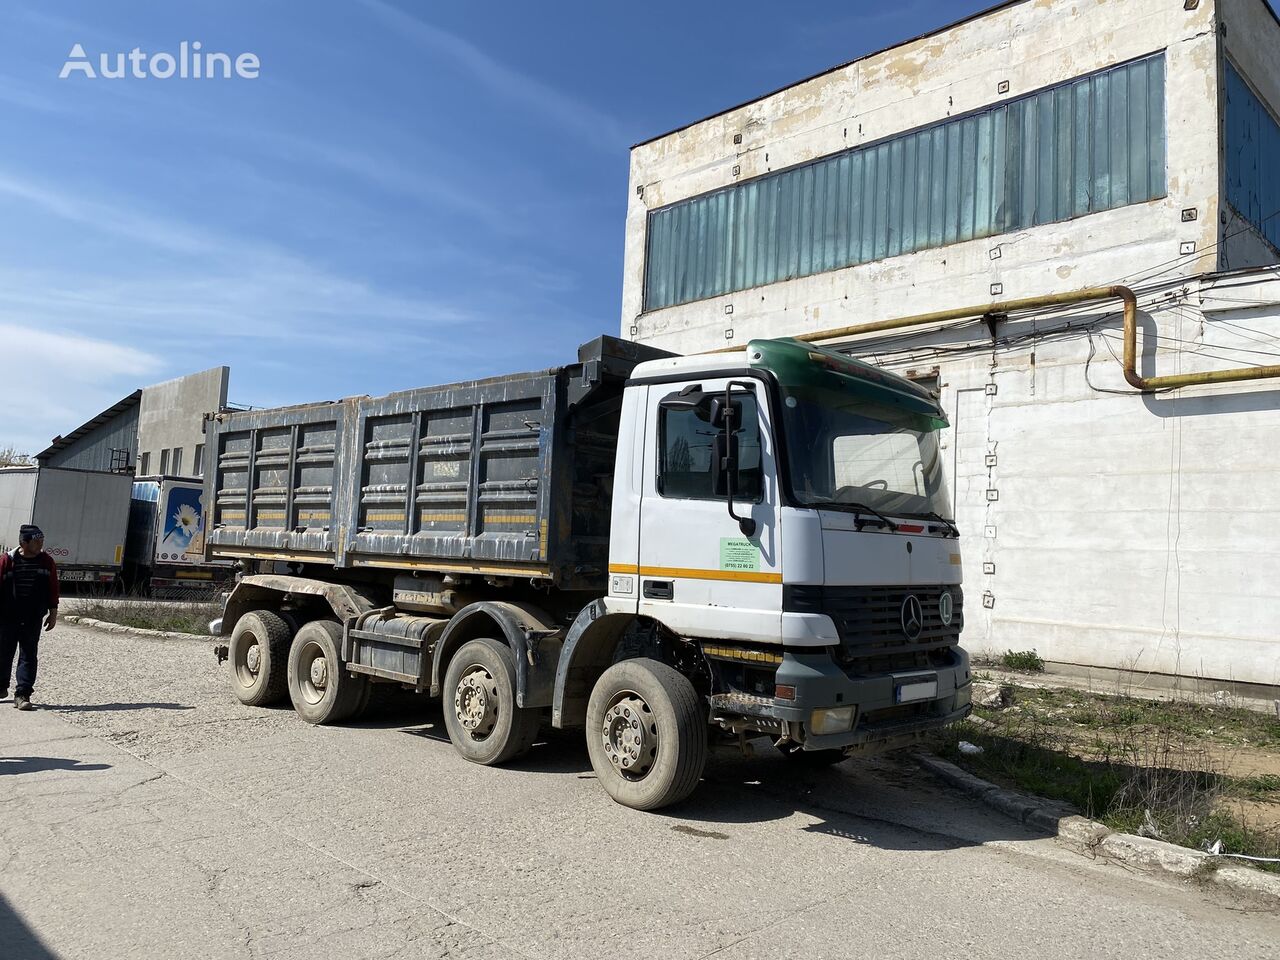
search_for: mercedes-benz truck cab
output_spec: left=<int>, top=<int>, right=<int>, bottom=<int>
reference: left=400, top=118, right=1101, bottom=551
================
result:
left=605, top=337, right=971, bottom=758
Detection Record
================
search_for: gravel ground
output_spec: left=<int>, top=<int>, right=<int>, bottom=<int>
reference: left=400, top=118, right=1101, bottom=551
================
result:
left=1, top=622, right=1278, bottom=960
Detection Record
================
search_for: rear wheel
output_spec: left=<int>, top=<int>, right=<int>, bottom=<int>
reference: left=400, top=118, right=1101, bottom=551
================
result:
left=227, top=610, right=293, bottom=706
left=287, top=620, right=368, bottom=724
left=442, top=639, right=541, bottom=765
left=586, top=658, right=707, bottom=811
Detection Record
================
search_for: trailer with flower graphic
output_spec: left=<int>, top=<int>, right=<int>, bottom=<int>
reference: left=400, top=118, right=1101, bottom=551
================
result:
left=124, top=476, right=233, bottom=595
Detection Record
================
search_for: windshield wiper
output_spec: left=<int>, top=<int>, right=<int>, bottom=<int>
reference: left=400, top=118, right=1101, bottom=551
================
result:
left=836, top=502, right=899, bottom=533
left=908, top=510, right=959, bottom=538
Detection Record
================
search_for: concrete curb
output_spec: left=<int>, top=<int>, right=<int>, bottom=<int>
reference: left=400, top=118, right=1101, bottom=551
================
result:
left=913, top=752, right=1280, bottom=906
left=62, top=614, right=208, bottom=643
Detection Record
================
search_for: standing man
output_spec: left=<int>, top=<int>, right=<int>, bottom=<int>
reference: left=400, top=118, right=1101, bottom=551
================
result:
left=0, top=524, right=59, bottom=710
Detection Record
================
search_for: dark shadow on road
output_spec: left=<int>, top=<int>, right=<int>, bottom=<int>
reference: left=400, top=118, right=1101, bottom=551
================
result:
left=0, top=756, right=111, bottom=776
left=0, top=894, right=59, bottom=959
left=345, top=686, right=1054, bottom=852
left=652, top=750, right=1055, bottom=852
left=42, top=702, right=194, bottom=713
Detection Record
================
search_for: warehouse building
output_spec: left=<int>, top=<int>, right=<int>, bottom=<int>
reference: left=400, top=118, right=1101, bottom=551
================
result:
left=135, top=366, right=229, bottom=479
left=623, top=0, right=1280, bottom=694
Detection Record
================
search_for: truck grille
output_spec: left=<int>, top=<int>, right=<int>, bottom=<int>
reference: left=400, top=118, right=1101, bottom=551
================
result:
left=784, top=584, right=963, bottom=674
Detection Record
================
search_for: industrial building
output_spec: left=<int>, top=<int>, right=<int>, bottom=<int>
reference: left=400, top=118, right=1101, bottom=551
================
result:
left=1, top=368, right=234, bottom=580
left=135, top=366, right=229, bottom=479
left=623, top=0, right=1280, bottom=694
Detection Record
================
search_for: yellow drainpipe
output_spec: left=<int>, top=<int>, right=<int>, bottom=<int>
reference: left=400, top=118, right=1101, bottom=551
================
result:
left=711, top=284, right=1280, bottom=393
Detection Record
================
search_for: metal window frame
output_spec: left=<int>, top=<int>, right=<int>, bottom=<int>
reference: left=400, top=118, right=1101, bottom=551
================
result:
left=642, top=51, right=1169, bottom=313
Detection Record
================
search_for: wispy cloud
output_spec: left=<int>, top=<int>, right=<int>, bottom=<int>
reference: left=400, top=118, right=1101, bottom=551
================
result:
left=0, top=170, right=214, bottom=254
left=265, top=132, right=520, bottom=236
left=0, top=76, right=69, bottom=114
left=356, top=0, right=626, bottom=152
left=0, top=323, right=164, bottom=453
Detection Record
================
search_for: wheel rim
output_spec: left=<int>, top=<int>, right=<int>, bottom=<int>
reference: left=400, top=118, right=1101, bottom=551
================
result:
left=297, top=640, right=330, bottom=705
left=601, top=692, right=657, bottom=780
left=454, top=664, right=499, bottom=740
left=234, top=633, right=262, bottom=689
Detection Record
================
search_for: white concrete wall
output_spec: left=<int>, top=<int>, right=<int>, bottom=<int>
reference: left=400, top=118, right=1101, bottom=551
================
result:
left=137, top=367, right=229, bottom=478
left=623, top=0, right=1224, bottom=355
left=854, top=268, right=1280, bottom=689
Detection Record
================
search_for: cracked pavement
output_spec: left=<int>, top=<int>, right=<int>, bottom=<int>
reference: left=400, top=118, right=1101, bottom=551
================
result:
left=1, top=622, right=1278, bottom=959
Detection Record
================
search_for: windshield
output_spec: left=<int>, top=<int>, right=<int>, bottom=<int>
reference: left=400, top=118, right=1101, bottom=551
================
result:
left=778, top=385, right=952, bottom=519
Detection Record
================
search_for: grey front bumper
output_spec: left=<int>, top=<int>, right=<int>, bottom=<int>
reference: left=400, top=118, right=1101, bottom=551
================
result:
left=713, top=646, right=973, bottom=751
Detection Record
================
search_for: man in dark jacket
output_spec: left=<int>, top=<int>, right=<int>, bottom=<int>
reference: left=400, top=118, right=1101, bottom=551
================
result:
left=0, top=524, right=60, bottom=710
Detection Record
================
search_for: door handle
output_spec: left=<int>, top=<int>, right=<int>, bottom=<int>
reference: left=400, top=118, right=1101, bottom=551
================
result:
left=642, top=579, right=673, bottom=601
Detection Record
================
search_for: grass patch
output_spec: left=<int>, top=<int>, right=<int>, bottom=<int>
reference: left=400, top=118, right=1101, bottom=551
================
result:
left=994, top=686, right=1280, bottom=749
left=1000, top=649, right=1045, bottom=672
left=75, top=597, right=219, bottom=636
left=934, top=685, right=1280, bottom=871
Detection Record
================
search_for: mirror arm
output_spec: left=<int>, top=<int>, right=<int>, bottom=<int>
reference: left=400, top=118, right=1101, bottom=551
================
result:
left=723, top=381, right=757, bottom=538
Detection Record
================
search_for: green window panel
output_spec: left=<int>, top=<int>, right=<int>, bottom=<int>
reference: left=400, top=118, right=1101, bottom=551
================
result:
left=644, top=53, right=1167, bottom=311
left=1225, top=61, right=1280, bottom=252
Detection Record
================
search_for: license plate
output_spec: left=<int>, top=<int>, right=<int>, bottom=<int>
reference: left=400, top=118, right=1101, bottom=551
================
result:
left=895, top=676, right=939, bottom=703
left=62, top=570, right=93, bottom=582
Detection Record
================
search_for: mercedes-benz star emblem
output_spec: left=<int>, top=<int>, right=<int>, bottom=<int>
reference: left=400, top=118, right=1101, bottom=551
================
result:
left=901, top=595, right=924, bottom=641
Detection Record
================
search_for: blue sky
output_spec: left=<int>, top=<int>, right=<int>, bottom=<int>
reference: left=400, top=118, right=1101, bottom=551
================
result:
left=0, top=1, right=1268, bottom=453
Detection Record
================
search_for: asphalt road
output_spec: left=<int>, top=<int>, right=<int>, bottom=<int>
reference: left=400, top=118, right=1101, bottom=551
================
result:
left=1, top=622, right=1277, bottom=960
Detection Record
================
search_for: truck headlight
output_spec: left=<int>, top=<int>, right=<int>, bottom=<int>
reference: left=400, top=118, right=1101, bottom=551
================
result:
left=810, top=706, right=856, bottom=736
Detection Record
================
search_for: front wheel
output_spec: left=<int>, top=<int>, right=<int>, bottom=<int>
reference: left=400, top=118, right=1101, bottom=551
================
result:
left=442, top=639, right=541, bottom=765
left=585, top=658, right=707, bottom=811
left=286, top=620, right=368, bottom=724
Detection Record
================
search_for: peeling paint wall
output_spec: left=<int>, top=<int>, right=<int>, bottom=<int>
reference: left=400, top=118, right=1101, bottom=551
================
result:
left=623, top=0, right=1224, bottom=354
left=622, top=0, right=1280, bottom=689
left=865, top=268, right=1280, bottom=690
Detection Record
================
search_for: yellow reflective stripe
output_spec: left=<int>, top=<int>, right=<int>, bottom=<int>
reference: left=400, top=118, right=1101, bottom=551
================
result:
left=607, top=563, right=781, bottom=585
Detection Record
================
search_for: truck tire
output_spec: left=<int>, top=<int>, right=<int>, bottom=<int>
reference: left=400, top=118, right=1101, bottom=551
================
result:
left=442, top=638, right=541, bottom=765
left=287, top=620, right=369, bottom=725
left=585, top=658, right=707, bottom=811
left=349, top=678, right=375, bottom=722
left=228, top=610, right=293, bottom=707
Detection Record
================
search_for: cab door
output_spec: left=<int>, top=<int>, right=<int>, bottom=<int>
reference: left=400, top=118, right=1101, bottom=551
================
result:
left=635, top=377, right=782, bottom=643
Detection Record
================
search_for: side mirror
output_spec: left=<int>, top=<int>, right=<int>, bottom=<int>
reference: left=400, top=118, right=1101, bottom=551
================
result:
left=707, top=395, right=743, bottom=429
left=720, top=382, right=757, bottom=538
left=710, top=431, right=738, bottom=497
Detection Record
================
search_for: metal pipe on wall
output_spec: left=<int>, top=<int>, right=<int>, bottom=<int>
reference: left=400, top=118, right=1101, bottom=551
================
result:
left=710, top=284, right=1280, bottom=393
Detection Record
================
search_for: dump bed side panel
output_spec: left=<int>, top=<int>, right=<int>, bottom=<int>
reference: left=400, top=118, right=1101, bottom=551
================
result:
left=205, top=377, right=564, bottom=579
left=204, top=337, right=673, bottom=587
left=207, top=400, right=349, bottom=562
left=347, top=370, right=556, bottom=573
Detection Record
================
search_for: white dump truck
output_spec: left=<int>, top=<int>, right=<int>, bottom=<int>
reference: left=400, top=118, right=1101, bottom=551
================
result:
left=206, top=335, right=971, bottom=810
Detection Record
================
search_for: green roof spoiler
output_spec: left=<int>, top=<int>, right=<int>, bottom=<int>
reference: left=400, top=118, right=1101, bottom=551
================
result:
left=747, top=337, right=948, bottom=427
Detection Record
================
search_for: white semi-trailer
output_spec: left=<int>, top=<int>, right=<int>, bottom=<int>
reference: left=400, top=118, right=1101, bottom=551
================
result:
left=206, top=335, right=970, bottom=810
left=0, top=465, right=132, bottom=587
